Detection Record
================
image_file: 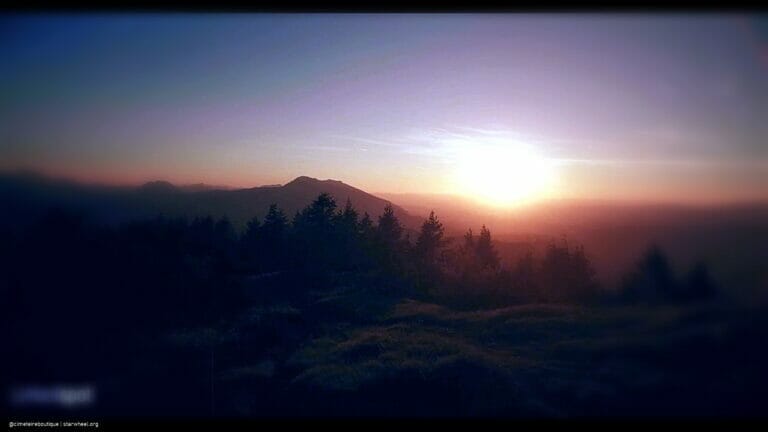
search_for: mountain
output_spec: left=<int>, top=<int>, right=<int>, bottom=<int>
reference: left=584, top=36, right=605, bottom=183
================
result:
left=3, top=171, right=767, bottom=297
left=0, top=171, right=422, bottom=231
left=138, top=180, right=180, bottom=194
left=188, top=175, right=422, bottom=229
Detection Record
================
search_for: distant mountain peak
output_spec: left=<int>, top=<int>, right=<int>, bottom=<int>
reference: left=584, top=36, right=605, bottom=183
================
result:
left=139, top=180, right=178, bottom=193
left=286, top=175, right=319, bottom=185
left=285, top=176, right=346, bottom=187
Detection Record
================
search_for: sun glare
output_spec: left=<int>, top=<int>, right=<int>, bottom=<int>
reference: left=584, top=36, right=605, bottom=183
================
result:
left=452, top=143, right=557, bottom=207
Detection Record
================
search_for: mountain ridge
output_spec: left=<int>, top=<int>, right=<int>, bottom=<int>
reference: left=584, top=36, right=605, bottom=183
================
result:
left=0, top=171, right=423, bottom=231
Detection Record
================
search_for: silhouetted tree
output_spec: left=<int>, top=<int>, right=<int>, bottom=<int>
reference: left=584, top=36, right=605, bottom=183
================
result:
left=250, top=203, right=288, bottom=272
left=334, top=198, right=362, bottom=270
left=539, top=238, right=597, bottom=302
left=242, top=216, right=261, bottom=249
left=455, top=228, right=480, bottom=275
left=263, top=204, right=288, bottom=238
left=463, top=228, right=475, bottom=250
left=291, top=210, right=301, bottom=228
left=358, top=211, right=375, bottom=239
left=377, top=203, right=403, bottom=245
left=292, top=193, right=339, bottom=273
left=373, top=203, right=405, bottom=274
left=621, top=245, right=677, bottom=303
left=357, top=212, right=376, bottom=268
left=415, top=211, right=446, bottom=267
left=337, top=198, right=359, bottom=226
left=475, top=225, right=500, bottom=271
left=301, top=192, right=337, bottom=226
left=452, top=226, right=499, bottom=277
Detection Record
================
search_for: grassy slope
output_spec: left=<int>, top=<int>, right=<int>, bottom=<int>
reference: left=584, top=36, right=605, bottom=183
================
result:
left=163, top=287, right=768, bottom=418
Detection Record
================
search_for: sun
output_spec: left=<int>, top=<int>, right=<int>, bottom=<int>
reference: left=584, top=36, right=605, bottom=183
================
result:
left=452, top=143, right=557, bottom=207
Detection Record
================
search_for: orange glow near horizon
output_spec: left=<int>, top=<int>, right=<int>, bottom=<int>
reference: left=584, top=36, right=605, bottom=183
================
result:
left=6, top=157, right=768, bottom=209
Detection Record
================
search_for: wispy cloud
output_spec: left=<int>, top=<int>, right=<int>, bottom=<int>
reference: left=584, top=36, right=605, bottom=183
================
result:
left=304, top=145, right=356, bottom=152
left=396, top=126, right=557, bottom=160
left=328, top=126, right=762, bottom=171
left=327, top=134, right=403, bottom=148
left=329, top=126, right=593, bottom=161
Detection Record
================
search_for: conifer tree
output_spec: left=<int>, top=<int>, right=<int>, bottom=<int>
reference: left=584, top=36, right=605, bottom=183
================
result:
left=475, top=225, right=500, bottom=270
left=415, top=211, right=446, bottom=267
left=377, top=203, right=403, bottom=244
left=260, top=204, right=288, bottom=271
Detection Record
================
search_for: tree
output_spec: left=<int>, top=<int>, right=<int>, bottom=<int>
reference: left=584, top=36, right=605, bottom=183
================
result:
left=415, top=211, right=446, bottom=268
left=308, top=192, right=338, bottom=225
left=373, top=203, right=405, bottom=274
left=376, top=203, right=403, bottom=244
left=463, top=228, right=475, bottom=251
left=337, top=198, right=358, bottom=226
left=293, top=192, right=337, bottom=235
left=292, top=193, right=339, bottom=273
left=260, top=204, right=288, bottom=271
left=243, top=216, right=261, bottom=246
left=447, top=225, right=505, bottom=305
left=475, top=225, right=500, bottom=271
left=293, top=193, right=336, bottom=233
left=358, top=212, right=374, bottom=239
left=352, top=211, right=376, bottom=270
left=621, top=245, right=677, bottom=303
left=539, top=238, right=597, bottom=302
left=262, top=204, right=288, bottom=242
left=455, top=228, right=479, bottom=275
left=334, top=198, right=361, bottom=270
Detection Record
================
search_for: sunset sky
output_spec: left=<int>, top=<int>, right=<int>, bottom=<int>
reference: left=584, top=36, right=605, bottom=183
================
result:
left=1, top=13, right=767, bottom=205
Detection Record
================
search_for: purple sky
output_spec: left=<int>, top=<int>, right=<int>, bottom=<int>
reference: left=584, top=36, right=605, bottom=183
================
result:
left=1, top=13, right=766, bottom=202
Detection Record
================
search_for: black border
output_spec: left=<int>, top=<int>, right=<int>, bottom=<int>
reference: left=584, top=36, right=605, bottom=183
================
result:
left=16, top=417, right=766, bottom=430
left=0, top=1, right=767, bottom=13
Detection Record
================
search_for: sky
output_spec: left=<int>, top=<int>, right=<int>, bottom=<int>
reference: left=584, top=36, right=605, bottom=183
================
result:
left=1, top=13, right=767, bottom=204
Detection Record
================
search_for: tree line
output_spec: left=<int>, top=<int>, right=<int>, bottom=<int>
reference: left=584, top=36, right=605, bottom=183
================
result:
left=1, top=191, right=718, bottom=339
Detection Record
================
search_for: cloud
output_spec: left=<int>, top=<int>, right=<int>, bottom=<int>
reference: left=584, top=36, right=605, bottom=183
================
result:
left=330, top=126, right=600, bottom=162
left=328, top=134, right=403, bottom=148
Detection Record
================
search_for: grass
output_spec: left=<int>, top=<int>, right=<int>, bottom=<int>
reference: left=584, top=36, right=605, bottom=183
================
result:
left=155, top=286, right=768, bottom=417
left=268, top=296, right=765, bottom=416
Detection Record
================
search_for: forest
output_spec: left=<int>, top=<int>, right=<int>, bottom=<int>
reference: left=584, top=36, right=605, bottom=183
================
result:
left=5, top=191, right=762, bottom=418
